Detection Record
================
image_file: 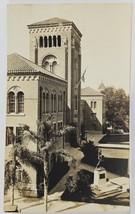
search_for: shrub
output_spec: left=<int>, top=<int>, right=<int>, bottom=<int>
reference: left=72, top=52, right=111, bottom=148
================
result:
left=61, top=169, right=93, bottom=202
left=80, top=140, right=99, bottom=166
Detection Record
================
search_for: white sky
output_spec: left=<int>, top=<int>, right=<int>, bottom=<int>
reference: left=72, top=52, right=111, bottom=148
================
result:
left=7, top=3, right=132, bottom=93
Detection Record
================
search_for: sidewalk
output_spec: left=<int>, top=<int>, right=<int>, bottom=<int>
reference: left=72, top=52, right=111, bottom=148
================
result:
left=4, top=192, right=129, bottom=213
left=49, top=143, right=119, bottom=195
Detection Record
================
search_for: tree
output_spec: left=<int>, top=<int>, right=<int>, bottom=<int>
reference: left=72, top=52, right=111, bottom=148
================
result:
left=101, top=87, right=129, bottom=132
left=5, top=114, right=76, bottom=212
left=4, top=128, right=32, bottom=210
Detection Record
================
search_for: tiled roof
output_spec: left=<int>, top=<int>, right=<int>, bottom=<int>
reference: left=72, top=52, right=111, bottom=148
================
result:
left=81, top=87, right=103, bottom=96
left=7, top=53, right=66, bottom=81
left=28, top=17, right=72, bottom=27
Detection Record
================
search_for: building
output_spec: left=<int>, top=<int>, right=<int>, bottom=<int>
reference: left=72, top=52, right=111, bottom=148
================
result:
left=28, top=17, right=82, bottom=138
left=81, top=87, right=105, bottom=132
left=5, top=17, right=82, bottom=196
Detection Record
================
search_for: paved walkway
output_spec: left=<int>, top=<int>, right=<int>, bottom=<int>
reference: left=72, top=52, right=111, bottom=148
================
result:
left=49, top=142, right=119, bottom=195
left=5, top=133, right=127, bottom=213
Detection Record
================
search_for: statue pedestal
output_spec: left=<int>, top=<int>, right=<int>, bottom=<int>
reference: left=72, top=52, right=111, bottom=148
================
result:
left=94, top=167, right=107, bottom=187
left=91, top=167, right=123, bottom=199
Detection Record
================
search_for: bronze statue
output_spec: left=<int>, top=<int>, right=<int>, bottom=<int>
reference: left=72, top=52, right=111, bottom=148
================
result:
left=96, top=149, right=104, bottom=169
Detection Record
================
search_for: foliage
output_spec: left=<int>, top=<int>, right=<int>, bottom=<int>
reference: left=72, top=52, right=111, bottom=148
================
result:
left=4, top=159, right=31, bottom=194
left=5, top=113, right=76, bottom=210
left=80, top=140, right=99, bottom=166
left=61, top=169, right=93, bottom=202
left=101, top=87, right=129, bottom=131
left=62, top=125, right=78, bottom=147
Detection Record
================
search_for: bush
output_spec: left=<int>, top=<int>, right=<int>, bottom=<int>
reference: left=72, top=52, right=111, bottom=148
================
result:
left=61, top=169, right=93, bottom=202
left=80, top=141, right=99, bottom=166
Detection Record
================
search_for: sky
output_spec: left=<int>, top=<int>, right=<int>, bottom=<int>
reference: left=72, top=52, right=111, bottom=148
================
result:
left=7, top=3, right=132, bottom=93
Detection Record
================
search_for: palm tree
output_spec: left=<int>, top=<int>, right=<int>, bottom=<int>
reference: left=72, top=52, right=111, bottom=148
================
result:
left=5, top=114, right=76, bottom=212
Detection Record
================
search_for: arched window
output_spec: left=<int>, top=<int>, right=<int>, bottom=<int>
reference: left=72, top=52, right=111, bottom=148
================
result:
left=45, top=91, right=49, bottom=113
left=9, top=92, right=15, bottom=113
left=17, top=92, right=24, bottom=113
left=44, top=36, right=47, bottom=47
left=58, top=92, right=62, bottom=112
left=53, top=36, right=56, bottom=47
left=60, top=94, right=63, bottom=112
left=39, top=87, right=43, bottom=119
left=52, top=61, right=58, bottom=74
left=91, top=101, right=93, bottom=108
left=43, top=92, right=45, bottom=114
left=49, top=36, right=52, bottom=47
left=94, top=101, right=97, bottom=108
left=51, top=91, right=57, bottom=113
left=39, top=36, right=43, bottom=48
left=58, top=35, right=61, bottom=47
left=51, top=93, right=54, bottom=113
left=54, top=92, right=57, bottom=113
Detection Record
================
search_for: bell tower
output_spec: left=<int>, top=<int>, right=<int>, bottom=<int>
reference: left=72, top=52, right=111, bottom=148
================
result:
left=28, top=17, right=82, bottom=139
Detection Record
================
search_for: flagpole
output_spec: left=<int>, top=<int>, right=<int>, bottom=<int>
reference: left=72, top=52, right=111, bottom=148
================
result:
left=75, top=65, right=88, bottom=89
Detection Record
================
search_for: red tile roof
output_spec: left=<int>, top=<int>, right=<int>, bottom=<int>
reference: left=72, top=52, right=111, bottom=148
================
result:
left=7, top=53, right=66, bottom=82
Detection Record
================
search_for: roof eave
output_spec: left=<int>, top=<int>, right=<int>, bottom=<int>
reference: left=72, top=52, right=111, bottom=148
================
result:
left=7, top=70, right=67, bottom=83
left=27, top=22, right=82, bottom=37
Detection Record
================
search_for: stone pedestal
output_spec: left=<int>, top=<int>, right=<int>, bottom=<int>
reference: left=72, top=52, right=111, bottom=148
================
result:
left=94, top=167, right=107, bottom=187
left=91, top=167, right=123, bottom=199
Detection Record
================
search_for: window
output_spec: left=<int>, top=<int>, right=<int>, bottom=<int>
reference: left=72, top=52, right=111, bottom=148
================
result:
left=7, top=87, right=24, bottom=114
left=39, top=36, right=43, bottom=48
left=53, top=36, right=56, bottom=47
left=54, top=92, right=57, bottom=113
left=51, top=91, right=57, bottom=113
left=51, top=93, right=54, bottom=113
left=45, top=91, right=49, bottom=113
left=58, top=35, right=61, bottom=47
left=52, top=61, right=58, bottom=74
left=39, top=87, right=43, bottom=119
left=58, top=92, right=62, bottom=112
left=17, top=92, right=24, bottom=113
left=91, top=113, right=97, bottom=120
left=49, top=36, right=52, bottom=47
left=9, top=92, right=15, bottom=113
left=43, top=92, right=45, bottom=114
left=58, top=122, right=63, bottom=130
left=91, top=101, right=93, bottom=108
left=16, top=127, right=23, bottom=143
left=94, top=101, right=97, bottom=108
left=44, top=36, right=47, bottom=47
left=6, top=127, right=14, bottom=146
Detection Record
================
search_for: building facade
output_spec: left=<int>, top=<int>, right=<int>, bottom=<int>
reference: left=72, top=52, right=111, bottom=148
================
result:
left=81, top=87, right=105, bottom=132
left=5, top=17, right=82, bottom=196
left=28, top=17, right=82, bottom=138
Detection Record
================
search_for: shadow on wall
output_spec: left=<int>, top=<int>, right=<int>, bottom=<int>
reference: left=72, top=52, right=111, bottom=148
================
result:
left=81, top=101, right=102, bottom=131
left=103, top=158, right=128, bottom=176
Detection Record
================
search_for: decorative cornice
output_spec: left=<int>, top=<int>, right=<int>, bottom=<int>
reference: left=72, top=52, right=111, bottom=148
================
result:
left=29, top=26, right=72, bottom=34
left=7, top=75, right=39, bottom=81
left=7, top=73, right=67, bottom=86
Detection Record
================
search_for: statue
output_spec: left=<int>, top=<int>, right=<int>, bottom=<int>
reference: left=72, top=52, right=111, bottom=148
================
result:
left=33, top=37, right=38, bottom=48
left=63, top=35, right=68, bottom=45
left=96, top=149, right=104, bottom=169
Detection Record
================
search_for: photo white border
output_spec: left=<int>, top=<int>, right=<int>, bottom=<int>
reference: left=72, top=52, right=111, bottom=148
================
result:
left=0, top=1, right=134, bottom=214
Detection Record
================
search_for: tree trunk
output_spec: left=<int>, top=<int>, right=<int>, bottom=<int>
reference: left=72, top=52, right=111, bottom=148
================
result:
left=44, top=151, right=49, bottom=212
left=11, top=183, right=14, bottom=205
left=11, top=143, right=16, bottom=205
left=44, top=178, right=48, bottom=212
